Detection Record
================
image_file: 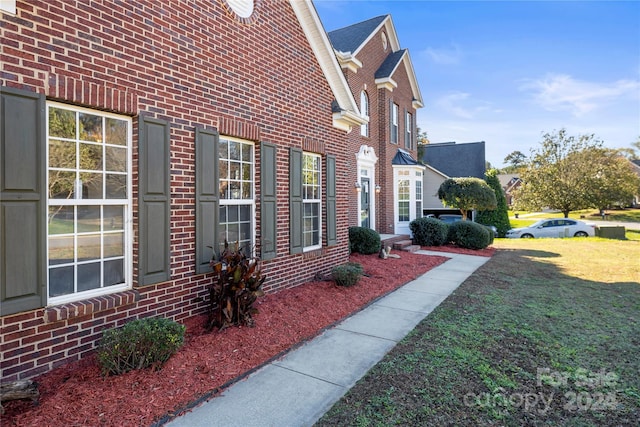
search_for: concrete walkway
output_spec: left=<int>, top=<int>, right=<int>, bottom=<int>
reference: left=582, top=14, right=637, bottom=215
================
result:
left=164, top=250, right=490, bottom=427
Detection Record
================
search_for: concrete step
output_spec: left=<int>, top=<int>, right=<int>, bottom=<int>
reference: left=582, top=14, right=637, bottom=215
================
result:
left=392, top=240, right=413, bottom=250
left=400, top=245, right=421, bottom=253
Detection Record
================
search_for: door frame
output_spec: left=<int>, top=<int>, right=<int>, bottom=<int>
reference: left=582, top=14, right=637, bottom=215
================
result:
left=356, top=145, right=378, bottom=231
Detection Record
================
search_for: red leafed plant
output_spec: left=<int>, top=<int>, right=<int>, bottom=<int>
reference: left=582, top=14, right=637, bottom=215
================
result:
left=206, top=241, right=266, bottom=331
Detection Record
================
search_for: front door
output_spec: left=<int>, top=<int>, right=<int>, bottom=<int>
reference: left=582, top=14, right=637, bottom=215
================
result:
left=360, top=177, right=370, bottom=228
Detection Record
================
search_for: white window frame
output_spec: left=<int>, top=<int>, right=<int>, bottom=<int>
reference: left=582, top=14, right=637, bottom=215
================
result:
left=46, top=102, right=132, bottom=305
left=391, top=103, right=398, bottom=144
left=218, top=136, right=255, bottom=256
left=405, top=111, right=413, bottom=149
left=360, top=91, right=369, bottom=137
left=302, top=152, right=322, bottom=251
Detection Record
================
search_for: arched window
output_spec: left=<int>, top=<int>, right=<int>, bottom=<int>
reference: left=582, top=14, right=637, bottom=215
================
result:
left=360, top=91, right=369, bottom=137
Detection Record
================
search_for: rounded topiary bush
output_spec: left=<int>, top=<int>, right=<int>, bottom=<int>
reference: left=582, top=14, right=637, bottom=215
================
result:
left=349, top=226, right=381, bottom=255
left=409, top=217, right=449, bottom=246
left=332, top=262, right=364, bottom=287
left=448, top=221, right=491, bottom=249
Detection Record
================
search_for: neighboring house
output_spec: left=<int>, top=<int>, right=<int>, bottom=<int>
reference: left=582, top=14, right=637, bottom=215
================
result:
left=421, top=141, right=487, bottom=216
left=0, top=0, right=366, bottom=382
left=327, top=15, right=425, bottom=236
left=498, top=174, right=523, bottom=207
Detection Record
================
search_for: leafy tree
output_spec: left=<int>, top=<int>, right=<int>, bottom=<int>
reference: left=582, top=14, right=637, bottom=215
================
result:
left=579, top=148, right=640, bottom=209
left=437, top=177, right=497, bottom=220
left=504, top=150, right=527, bottom=168
left=513, top=129, right=637, bottom=217
left=618, top=137, right=640, bottom=160
left=416, top=127, right=429, bottom=162
left=476, top=169, right=511, bottom=237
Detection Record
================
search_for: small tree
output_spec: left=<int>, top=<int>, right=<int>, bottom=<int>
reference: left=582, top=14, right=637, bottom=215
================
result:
left=476, top=169, right=511, bottom=237
left=437, top=177, right=497, bottom=220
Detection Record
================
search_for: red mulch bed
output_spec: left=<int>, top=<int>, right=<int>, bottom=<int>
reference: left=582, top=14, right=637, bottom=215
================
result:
left=1, top=248, right=490, bottom=426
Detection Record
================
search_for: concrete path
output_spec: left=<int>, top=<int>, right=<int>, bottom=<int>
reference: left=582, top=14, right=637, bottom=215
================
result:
left=164, top=250, right=490, bottom=427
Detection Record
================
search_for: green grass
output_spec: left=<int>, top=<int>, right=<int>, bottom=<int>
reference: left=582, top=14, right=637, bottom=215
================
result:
left=316, top=238, right=640, bottom=426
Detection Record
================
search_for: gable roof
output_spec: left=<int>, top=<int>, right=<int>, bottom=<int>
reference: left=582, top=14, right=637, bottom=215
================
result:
left=421, top=141, right=486, bottom=179
left=326, top=14, right=423, bottom=108
left=289, top=0, right=366, bottom=131
left=391, top=148, right=422, bottom=166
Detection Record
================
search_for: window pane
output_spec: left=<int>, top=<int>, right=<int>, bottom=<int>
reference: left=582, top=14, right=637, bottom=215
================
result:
left=49, top=170, right=75, bottom=199
left=105, top=146, right=126, bottom=172
left=242, top=163, right=251, bottom=181
left=106, top=174, right=126, bottom=199
left=49, top=266, right=74, bottom=297
left=104, top=259, right=124, bottom=286
left=241, top=182, right=251, bottom=199
left=240, top=205, right=250, bottom=221
left=229, top=205, right=239, bottom=222
left=229, top=141, right=240, bottom=160
left=104, top=232, right=124, bottom=257
left=219, top=205, right=227, bottom=222
left=79, top=113, right=103, bottom=142
left=242, top=143, right=252, bottom=162
left=79, top=143, right=103, bottom=170
left=219, top=161, right=229, bottom=180
left=103, top=206, right=124, bottom=231
left=229, top=181, right=241, bottom=199
left=49, top=235, right=74, bottom=265
left=219, top=139, right=229, bottom=159
left=81, top=172, right=104, bottom=199
left=77, top=234, right=101, bottom=261
left=230, top=162, right=240, bottom=181
left=49, top=206, right=74, bottom=235
left=77, top=262, right=101, bottom=292
left=49, top=108, right=76, bottom=138
left=77, top=206, right=101, bottom=232
left=49, top=139, right=76, bottom=168
left=105, top=118, right=127, bottom=146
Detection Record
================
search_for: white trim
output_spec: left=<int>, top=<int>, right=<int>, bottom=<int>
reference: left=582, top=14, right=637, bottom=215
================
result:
left=0, top=0, right=16, bottom=14
left=302, top=152, right=322, bottom=251
left=392, top=164, right=425, bottom=235
left=356, top=145, right=379, bottom=231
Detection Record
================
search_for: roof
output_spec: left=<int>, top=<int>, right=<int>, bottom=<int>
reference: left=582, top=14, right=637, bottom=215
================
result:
left=327, top=15, right=388, bottom=54
left=421, top=141, right=486, bottom=179
left=391, top=148, right=421, bottom=166
left=375, top=49, right=406, bottom=79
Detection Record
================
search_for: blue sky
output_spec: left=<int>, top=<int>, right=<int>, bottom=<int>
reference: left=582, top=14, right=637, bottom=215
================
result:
left=314, top=0, right=640, bottom=168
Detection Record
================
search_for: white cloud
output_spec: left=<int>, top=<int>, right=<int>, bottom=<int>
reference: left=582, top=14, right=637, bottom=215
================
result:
left=520, top=74, right=640, bottom=117
left=435, top=91, right=495, bottom=119
left=422, top=44, right=462, bottom=65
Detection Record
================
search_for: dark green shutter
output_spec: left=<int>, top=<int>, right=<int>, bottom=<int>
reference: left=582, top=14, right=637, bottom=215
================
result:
left=326, top=155, right=337, bottom=246
left=260, top=142, right=277, bottom=260
left=195, top=127, right=219, bottom=274
left=1, top=87, right=46, bottom=315
left=138, top=116, right=170, bottom=285
left=289, top=147, right=303, bottom=254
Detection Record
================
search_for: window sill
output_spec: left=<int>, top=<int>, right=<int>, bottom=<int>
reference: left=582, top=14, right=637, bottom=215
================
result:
left=44, top=290, right=140, bottom=323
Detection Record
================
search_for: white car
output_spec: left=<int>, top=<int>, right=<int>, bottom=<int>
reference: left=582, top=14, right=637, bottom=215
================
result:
left=506, top=219, right=596, bottom=238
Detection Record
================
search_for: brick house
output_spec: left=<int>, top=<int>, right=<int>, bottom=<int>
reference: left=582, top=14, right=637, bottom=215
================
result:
left=327, top=15, right=424, bottom=236
left=0, top=0, right=366, bottom=382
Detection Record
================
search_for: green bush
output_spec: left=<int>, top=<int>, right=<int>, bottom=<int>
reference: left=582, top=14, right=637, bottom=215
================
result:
left=448, top=221, right=491, bottom=249
left=409, top=217, right=449, bottom=246
left=349, top=226, right=381, bottom=255
left=332, top=262, right=363, bottom=287
left=97, top=317, right=185, bottom=376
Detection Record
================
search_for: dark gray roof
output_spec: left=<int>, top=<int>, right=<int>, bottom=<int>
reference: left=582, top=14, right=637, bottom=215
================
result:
left=391, top=149, right=419, bottom=166
left=375, top=49, right=406, bottom=79
left=421, top=141, right=486, bottom=179
left=327, top=15, right=387, bottom=53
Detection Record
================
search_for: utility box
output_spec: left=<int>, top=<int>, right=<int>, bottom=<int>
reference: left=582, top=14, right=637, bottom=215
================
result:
left=596, top=226, right=626, bottom=240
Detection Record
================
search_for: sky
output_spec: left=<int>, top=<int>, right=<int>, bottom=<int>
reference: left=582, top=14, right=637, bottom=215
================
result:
left=314, top=0, right=640, bottom=168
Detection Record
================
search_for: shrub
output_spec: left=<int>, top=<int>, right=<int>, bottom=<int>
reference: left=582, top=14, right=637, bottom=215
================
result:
left=349, top=226, right=381, bottom=255
left=448, top=221, right=491, bottom=249
left=409, top=217, right=449, bottom=246
left=97, top=317, right=185, bottom=376
left=332, top=262, right=363, bottom=287
left=207, top=240, right=266, bottom=331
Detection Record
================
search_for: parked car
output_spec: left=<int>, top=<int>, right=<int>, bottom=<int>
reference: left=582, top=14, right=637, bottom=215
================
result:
left=506, top=219, right=596, bottom=238
left=437, top=214, right=498, bottom=237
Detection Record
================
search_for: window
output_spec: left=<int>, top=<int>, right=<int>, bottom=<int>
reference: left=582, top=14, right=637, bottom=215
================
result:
left=405, top=111, right=413, bottom=149
left=360, top=91, right=369, bottom=137
left=398, top=173, right=410, bottom=222
left=302, top=153, right=321, bottom=250
left=415, top=178, right=422, bottom=219
left=47, top=103, right=131, bottom=303
left=219, top=137, right=254, bottom=256
left=391, top=103, right=398, bottom=144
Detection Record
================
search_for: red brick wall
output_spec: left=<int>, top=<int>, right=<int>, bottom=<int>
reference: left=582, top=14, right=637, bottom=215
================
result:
left=0, top=0, right=351, bottom=382
left=340, top=24, right=419, bottom=234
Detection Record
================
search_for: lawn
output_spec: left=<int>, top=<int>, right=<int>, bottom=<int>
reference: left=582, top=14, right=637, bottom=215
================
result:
left=316, top=238, right=640, bottom=426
